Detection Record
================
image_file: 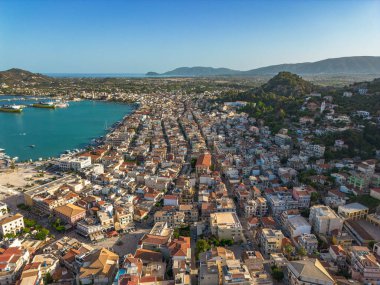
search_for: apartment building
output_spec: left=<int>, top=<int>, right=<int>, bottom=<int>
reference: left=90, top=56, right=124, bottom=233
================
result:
left=287, top=216, right=311, bottom=238
left=178, top=204, right=199, bottom=223
left=298, top=233, right=318, bottom=255
left=309, top=205, right=343, bottom=235
left=222, top=259, right=253, bottom=285
left=210, top=212, right=243, bottom=242
left=338, top=202, right=368, bottom=220
left=274, top=134, right=292, bottom=146
left=0, top=247, right=30, bottom=285
left=0, top=213, right=24, bottom=236
left=199, top=247, right=236, bottom=285
left=256, top=197, right=268, bottom=217
left=267, top=193, right=298, bottom=217
left=260, top=228, right=284, bottom=255
left=154, top=210, right=185, bottom=228
left=292, top=187, right=311, bottom=209
left=350, top=246, right=380, bottom=283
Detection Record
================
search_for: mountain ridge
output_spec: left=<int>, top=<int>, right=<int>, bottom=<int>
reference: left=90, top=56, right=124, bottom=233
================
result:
left=146, top=56, right=380, bottom=77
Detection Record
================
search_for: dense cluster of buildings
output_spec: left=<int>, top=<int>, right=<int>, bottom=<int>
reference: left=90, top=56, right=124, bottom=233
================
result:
left=0, top=90, right=379, bottom=285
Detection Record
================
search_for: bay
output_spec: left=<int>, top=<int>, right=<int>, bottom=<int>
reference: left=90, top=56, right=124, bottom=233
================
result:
left=0, top=96, right=135, bottom=161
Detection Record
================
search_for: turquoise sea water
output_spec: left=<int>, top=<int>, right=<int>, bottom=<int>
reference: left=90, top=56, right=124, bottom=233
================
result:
left=0, top=96, right=135, bottom=161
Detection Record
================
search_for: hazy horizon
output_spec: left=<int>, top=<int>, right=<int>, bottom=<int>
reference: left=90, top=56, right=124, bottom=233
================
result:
left=1, top=0, right=380, bottom=73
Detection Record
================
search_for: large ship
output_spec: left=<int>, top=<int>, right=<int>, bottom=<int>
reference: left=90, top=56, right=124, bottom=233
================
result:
left=0, top=104, right=23, bottom=113
left=32, top=101, right=56, bottom=109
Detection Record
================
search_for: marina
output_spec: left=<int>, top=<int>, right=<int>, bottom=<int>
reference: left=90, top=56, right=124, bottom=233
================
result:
left=0, top=96, right=135, bottom=161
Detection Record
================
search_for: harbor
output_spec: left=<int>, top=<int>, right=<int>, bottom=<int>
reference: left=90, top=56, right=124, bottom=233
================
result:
left=0, top=96, right=135, bottom=161
left=0, top=97, right=70, bottom=113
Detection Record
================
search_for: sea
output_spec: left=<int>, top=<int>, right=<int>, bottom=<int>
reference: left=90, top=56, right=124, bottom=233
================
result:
left=0, top=95, right=135, bottom=161
left=45, top=73, right=146, bottom=78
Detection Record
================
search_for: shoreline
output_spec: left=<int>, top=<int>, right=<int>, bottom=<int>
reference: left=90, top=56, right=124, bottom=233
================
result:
left=0, top=97, right=140, bottom=164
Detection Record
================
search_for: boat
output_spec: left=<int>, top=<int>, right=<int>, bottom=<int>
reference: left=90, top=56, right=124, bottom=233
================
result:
left=29, top=145, right=36, bottom=148
left=55, top=100, right=69, bottom=108
left=32, top=101, right=56, bottom=109
left=0, top=104, right=23, bottom=113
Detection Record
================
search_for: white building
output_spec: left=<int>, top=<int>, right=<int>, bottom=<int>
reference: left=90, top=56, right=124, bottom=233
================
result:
left=0, top=213, right=24, bottom=236
left=275, top=134, right=292, bottom=146
left=343, top=91, right=352, bottom=97
left=287, top=216, right=311, bottom=238
left=59, top=156, right=91, bottom=171
left=210, top=212, right=243, bottom=242
left=309, top=205, right=343, bottom=235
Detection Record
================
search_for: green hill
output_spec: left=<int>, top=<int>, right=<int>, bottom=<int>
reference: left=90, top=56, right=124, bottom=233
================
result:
left=0, top=68, right=53, bottom=85
left=260, top=72, right=315, bottom=96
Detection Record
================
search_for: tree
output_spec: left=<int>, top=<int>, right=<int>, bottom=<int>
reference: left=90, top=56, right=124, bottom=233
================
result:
left=35, top=228, right=49, bottom=240
left=24, top=218, right=37, bottom=228
left=52, top=218, right=65, bottom=232
left=300, top=208, right=310, bottom=218
left=196, top=239, right=211, bottom=259
left=284, top=244, right=294, bottom=259
left=311, top=192, right=321, bottom=204
left=4, top=233, right=16, bottom=239
left=44, top=272, right=54, bottom=284
left=368, top=240, right=376, bottom=250
left=271, top=266, right=284, bottom=281
left=220, top=239, right=233, bottom=246
left=297, top=246, right=307, bottom=257
left=23, top=227, right=31, bottom=234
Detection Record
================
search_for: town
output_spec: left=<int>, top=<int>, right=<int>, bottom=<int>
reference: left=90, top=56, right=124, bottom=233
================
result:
left=0, top=71, right=380, bottom=285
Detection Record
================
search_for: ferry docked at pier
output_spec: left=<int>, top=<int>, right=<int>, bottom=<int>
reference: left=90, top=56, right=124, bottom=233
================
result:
left=32, top=101, right=56, bottom=109
left=0, top=104, right=23, bottom=113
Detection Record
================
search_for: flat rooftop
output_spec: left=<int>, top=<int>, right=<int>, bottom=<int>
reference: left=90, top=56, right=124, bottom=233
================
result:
left=339, top=202, right=368, bottom=213
left=211, top=212, right=241, bottom=226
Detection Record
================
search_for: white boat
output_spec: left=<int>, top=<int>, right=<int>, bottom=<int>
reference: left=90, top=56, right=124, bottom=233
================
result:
left=56, top=101, right=69, bottom=108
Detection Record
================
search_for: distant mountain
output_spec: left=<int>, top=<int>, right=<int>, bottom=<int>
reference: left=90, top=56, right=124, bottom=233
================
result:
left=260, top=72, right=315, bottom=96
left=149, top=56, right=380, bottom=77
left=148, top=66, right=241, bottom=77
left=146, top=71, right=160, bottom=76
left=243, top=56, right=380, bottom=76
left=0, top=68, right=53, bottom=85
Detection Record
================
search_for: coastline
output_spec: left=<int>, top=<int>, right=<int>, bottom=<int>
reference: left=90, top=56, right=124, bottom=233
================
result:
left=0, top=97, right=139, bottom=163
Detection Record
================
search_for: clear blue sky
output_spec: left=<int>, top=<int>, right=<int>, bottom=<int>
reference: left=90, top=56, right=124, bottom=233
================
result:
left=1, top=0, right=379, bottom=73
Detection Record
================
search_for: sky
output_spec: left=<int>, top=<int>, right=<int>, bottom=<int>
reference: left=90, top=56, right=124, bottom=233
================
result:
left=0, top=0, right=380, bottom=73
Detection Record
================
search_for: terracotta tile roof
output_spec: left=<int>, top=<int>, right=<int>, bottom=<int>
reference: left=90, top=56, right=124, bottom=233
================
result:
left=139, top=234, right=170, bottom=246
left=168, top=237, right=190, bottom=258
left=79, top=248, right=118, bottom=279
left=54, top=203, right=85, bottom=218
left=196, top=153, right=212, bottom=167
left=134, top=249, right=162, bottom=263
left=0, top=213, right=23, bottom=226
